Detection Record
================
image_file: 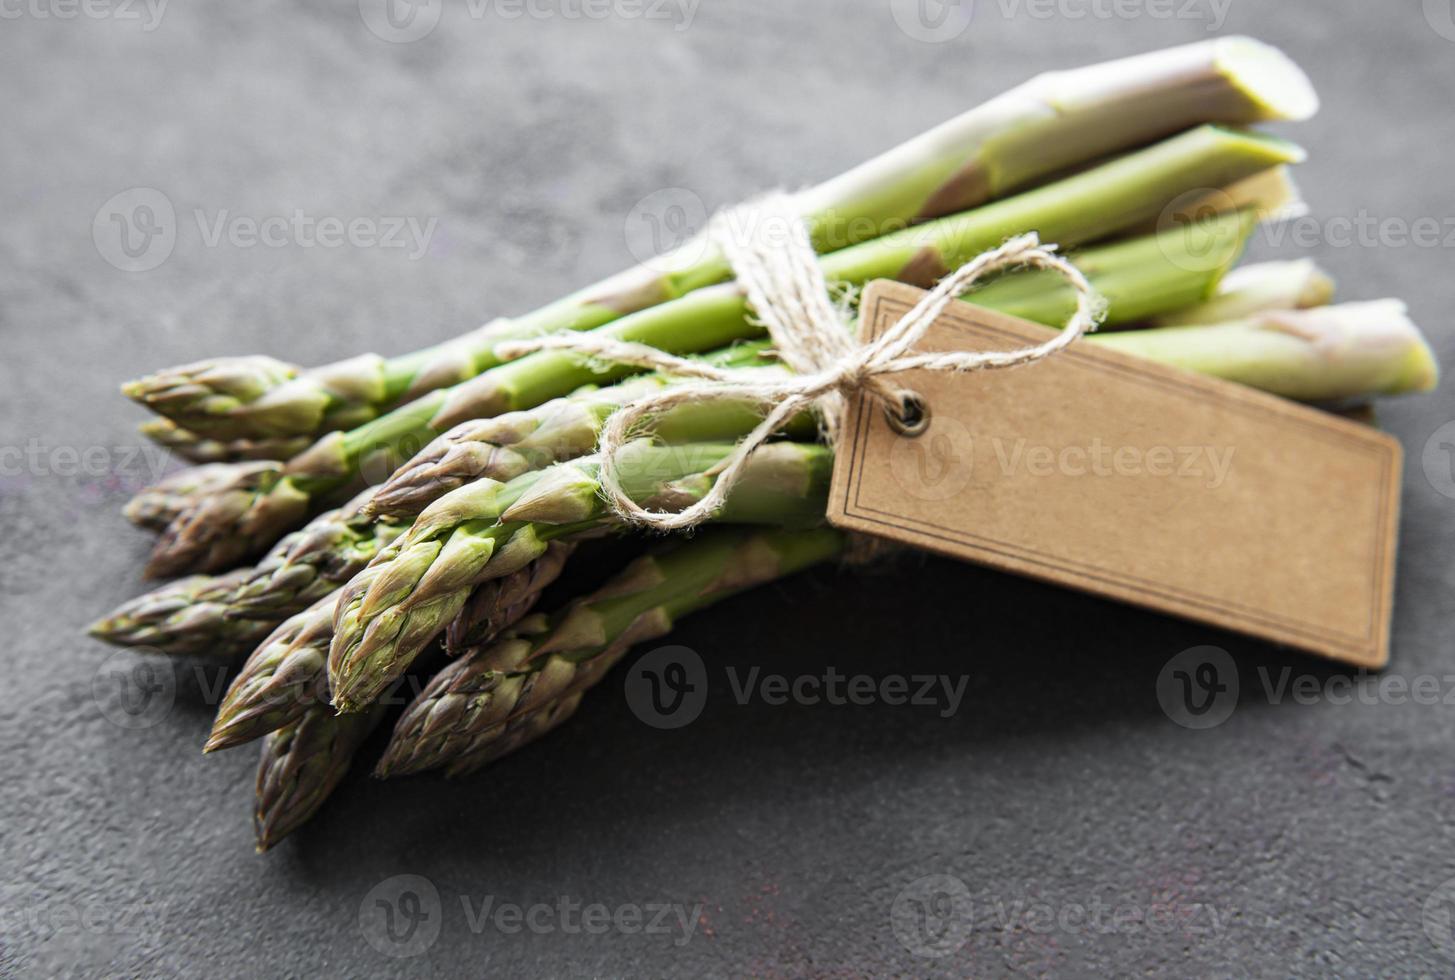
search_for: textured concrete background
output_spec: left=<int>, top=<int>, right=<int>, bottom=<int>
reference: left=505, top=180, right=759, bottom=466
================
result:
left=2, top=0, right=1454, bottom=976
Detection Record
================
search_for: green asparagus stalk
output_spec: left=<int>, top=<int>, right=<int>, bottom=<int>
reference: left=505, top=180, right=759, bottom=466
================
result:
left=206, top=543, right=573, bottom=752
left=328, top=440, right=834, bottom=713
left=126, top=38, right=1316, bottom=445
left=1095, top=301, right=1439, bottom=399
left=89, top=565, right=295, bottom=658
left=140, top=127, right=1296, bottom=577
left=1123, top=163, right=1301, bottom=241
left=123, top=462, right=275, bottom=532
left=1146, top=258, right=1333, bottom=327
left=124, top=355, right=299, bottom=439
left=425, top=666, right=585, bottom=778
left=377, top=527, right=845, bottom=778
left=93, top=493, right=410, bottom=657
left=207, top=593, right=338, bottom=752
left=443, top=542, right=578, bottom=653
left=362, top=355, right=776, bottom=521
left=962, top=209, right=1257, bottom=328
left=254, top=703, right=385, bottom=852
left=139, top=418, right=312, bottom=465
left=139, top=394, right=451, bottom=577
left=123, top=335, right=512, bottom=443
left=361, top=341, right=808, bottom=520
left=367, top=211, right=1258, bottom=520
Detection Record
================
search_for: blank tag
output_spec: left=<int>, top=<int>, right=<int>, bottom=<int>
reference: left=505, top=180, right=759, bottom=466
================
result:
left=828, top=281, right=1402, bottom=668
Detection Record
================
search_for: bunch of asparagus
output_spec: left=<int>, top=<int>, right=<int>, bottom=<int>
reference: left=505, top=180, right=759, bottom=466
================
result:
left=90, top=38, right=1438, bottom=851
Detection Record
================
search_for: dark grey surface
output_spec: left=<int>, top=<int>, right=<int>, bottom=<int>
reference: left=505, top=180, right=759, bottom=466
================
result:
left=3, top=1, right=1454, bottom=976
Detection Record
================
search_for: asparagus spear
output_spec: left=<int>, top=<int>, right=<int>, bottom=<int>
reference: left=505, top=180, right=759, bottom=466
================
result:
left=124, top=335, right=513, bottom=443
left=362, top=350, right=781, bottom=521
left=443, top=542, right=578, bottom=653
left=122, top=462, right=275, bottom=532
left=93, top=493, right=410, bottom=657
left=962, top=210, right=1257, bottom=328
left=138, top=396, right=442, bottom=578
left=206, top=544, right=573, bottom=752
left=124, top=355, right=300, bottom=440
left=368, top=211, right=1259, bottom=520
left=141, top=127, right=1297, bottom=577
left=378, top=527, right=845, bottom=778
left=139, top=419, right=312, bottom=465
left=127, top=38, right=1316, bottom=445
left=207, top=593, right=337, bottom=751
left=1146, top=258, right=1333, bottom=327
left=1095, top=301, right=1439, bottom=400
left=432, top=683, right=584, bottom=780
left=254, top=703, right=385, bottom=852
left=89, top=565, right=297, bottom=659
left=328, top=441, right=834, bottom=713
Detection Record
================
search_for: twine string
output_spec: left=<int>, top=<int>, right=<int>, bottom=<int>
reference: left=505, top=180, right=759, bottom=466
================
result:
left=496, top=192, right=1104, bottom=531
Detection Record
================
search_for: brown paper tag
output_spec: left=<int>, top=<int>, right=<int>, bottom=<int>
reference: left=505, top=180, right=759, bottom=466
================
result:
left=827, top=281, right=1402, bottom=668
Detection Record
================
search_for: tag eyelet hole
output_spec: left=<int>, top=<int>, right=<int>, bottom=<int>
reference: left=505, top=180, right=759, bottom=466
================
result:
left=885, top=393, right=930, bottom=438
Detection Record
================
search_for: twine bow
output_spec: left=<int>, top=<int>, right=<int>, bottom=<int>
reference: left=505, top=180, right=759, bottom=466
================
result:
left=497, top=192, right=1104, bottom=531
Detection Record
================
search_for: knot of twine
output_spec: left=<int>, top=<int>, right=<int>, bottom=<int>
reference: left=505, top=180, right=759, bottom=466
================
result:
left=497, top=192, right=1104, bottom=531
